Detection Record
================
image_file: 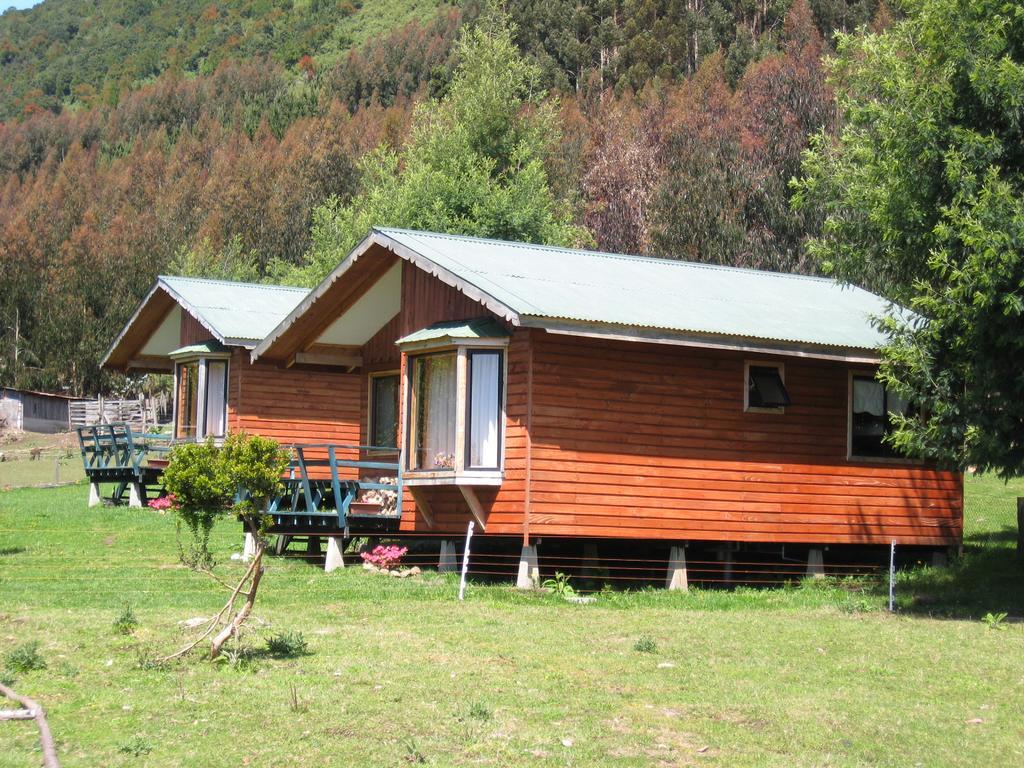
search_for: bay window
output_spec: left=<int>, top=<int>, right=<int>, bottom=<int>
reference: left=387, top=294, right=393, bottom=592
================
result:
left=171, top=346, right=229, bottom=441
left=410, top=353, right=457, bottom=469
left=399, top=320, right=508, bottom=485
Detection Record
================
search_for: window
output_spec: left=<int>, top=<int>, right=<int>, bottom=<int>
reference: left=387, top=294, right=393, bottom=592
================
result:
left=410, top=353, right=458, bottom=470
left=203, top=361, right=228, bottom=438
left=467, top=351, right=502, bottom=469
left=176, top=361, right=199, bottom=439
left=850, top=375, right=912, bottom=459
left=745, top=363, right=791, bottom=412
left=369, top=373, right=400, bottom=448
left=173, top=356, right=228, bottom=440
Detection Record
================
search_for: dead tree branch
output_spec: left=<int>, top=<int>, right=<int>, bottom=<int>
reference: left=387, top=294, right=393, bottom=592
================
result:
left=0, top=682, right=60, bottom=768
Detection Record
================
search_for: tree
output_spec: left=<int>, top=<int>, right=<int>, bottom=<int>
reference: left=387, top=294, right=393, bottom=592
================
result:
left=793, top=0, right=1024, bottom=476
left=282, top=6, right=588, bottom=285
left=160, top=433, right=291, bottom=660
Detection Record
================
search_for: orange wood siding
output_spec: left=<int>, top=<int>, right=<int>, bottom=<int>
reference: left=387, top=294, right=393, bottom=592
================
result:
left=227, top=351, right=363, bottom=478
left=400, top=261, right=499, bottom=335
left=179, top=311, right=210, bottom=346
left=525, top=334, right=963, bottom=545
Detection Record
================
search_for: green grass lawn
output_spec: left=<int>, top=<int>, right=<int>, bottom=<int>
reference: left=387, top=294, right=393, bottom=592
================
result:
left=0, top=476, right=1022, bottom=766
left=0, top=431, right=85, bottom=490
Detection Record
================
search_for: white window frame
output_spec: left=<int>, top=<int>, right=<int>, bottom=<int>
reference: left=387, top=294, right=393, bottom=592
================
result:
left=846, top=370, right=922, bottom=464
left=744, top=360, right=787, bottom=414
left=171, top=353, right=230, bottom=441
left=401, top=338, right=508, bottom=487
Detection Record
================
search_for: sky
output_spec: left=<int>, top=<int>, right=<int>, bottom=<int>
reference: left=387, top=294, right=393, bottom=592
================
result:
left=4, top=0, right=44, bottom=11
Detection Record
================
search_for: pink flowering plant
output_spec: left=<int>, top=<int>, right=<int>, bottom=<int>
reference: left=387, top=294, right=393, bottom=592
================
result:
left=147, top=494, right=179, bottom=513
left=360, top=544, right=408, bottom=571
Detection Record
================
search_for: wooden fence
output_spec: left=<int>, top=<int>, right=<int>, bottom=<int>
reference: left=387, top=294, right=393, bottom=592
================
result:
left=69, top=395, right=170, bottom=431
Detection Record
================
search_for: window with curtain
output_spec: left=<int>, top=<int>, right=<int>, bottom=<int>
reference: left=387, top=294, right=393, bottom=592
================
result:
left=370, top=374, right=399, bottom=448
left=204, top=360, right=228, bottom=438
left=176, top=362, right=199, bottom=440
left=468, top=351, right=502, bottom=468
left=411, top=353, right=457, bottom=470
left=175, top=358, right=228, bottom=440
left=850, top=376, right=911, bottom=458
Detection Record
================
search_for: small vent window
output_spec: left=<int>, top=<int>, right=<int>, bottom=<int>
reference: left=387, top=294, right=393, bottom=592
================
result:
left=747, top=365, right=791, bottom=410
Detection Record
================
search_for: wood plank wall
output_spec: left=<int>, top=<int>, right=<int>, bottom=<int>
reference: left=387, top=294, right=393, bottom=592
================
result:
left=525, top=334, right=963, bottom=545
left=227, top=351, right=363, bottom=478
left=179, top=311, right=211, bottom=346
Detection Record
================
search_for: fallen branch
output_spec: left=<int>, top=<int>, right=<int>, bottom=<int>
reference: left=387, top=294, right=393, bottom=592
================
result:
left=0, top=708, right=35, bottom=721
left=156, top=554, right=261, bottom=663
left=0, top=682, right=60, bottom=768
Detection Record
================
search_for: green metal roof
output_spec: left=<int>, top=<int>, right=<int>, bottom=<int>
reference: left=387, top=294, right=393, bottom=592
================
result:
left=374, top=228, right=898, bottom=352
left=159, top=276, right=308, bottom=346
left=169, top=340, right=230, bottom=358
left=396, top=318, right=511, bottom=346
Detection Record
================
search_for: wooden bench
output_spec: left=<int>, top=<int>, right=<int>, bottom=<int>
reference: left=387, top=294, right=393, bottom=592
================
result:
left=76, top=424, right=167, bottom=507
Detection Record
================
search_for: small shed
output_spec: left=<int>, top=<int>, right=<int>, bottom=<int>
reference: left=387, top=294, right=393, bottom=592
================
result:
left=0, top=388, right=80, bottom=433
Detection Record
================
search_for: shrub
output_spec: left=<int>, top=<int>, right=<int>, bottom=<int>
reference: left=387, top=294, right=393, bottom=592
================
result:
left=118, top=736, right=153, bottom=756
left=4, top=641, right=45, bottom=673
left=633, top=635, right=657, bottom=653
left=113, top=603, right=139, bottom=635
left=467, top=701, right=492, bottom=722
left=542, top=572, right=575, bottom=598
left=360, top=544, right=408, bottom=570
left=162, top=440, right=233, bottom=569
left=265, top=630, right=309, bottom=658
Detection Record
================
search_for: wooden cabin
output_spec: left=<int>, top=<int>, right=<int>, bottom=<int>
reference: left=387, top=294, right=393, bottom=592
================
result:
left=248, top=228, right=963, bottom=582
left=102, top=276, right=364, bottom=449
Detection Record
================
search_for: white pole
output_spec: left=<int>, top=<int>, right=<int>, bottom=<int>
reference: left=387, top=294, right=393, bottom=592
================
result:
left=888, top=540, right=896, bottom=612
left=458, top=521, right=475, bottom=601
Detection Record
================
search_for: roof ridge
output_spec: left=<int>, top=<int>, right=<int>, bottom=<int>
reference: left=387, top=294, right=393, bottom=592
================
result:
left=375, top=227, right=840, bottom=285
left=159, top=275, right=308, bottom=292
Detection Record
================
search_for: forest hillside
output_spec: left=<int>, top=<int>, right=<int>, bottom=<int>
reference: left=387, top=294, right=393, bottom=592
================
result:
left=0, top=0, right=887, bottom=394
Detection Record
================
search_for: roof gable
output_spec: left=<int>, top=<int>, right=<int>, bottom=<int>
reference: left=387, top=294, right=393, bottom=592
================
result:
left=103, top=276, right=308, bottom=371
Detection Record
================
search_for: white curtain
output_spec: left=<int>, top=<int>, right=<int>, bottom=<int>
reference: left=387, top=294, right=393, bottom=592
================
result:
left=852, top=378, right=884, bottom=416
left=204, top=361, right=227, bottom=437
left=469, top=352, right=500, bottom=467
left=418, top=354, right=456, bottom=468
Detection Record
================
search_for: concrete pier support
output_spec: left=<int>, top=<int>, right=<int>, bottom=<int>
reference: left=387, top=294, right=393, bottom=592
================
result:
left=88, top=482, right=101, bottom=508
left=716, top=546, right=734, bottom=585
left=666, top=546, right=689, bottom=591
left=807, top=549, right=825, bottom=578
left=128, top=482, right=143, bottom=508
left=438, top=540, right=458, bottom=573
left=243, top=532, right=257, bottom=561
left=274, top=534, right=290, bottom=556
left=325, top=536, right=346, bottom=572
left=581, top=542, right=601, bottom=580
left=516, top=544, right=540, bottom=589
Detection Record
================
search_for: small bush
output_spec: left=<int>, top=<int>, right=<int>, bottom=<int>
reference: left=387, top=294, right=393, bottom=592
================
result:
left=118, top=736, right=153, bottom=756
left=361, top=544, right=408, bottom=570
left=633, top=635, right=657, bottom=653
left=542, top=572, right=575, bottom=598
left=982, top=611, right=1008, bottom=630
left=265, top=630, right=309, bottom=658
left=0, top=671, right=15, bottom=687
left=467, top=701, right=492, bottom=722
left=113, top=603, right=139, bottom=635
left=4, top=641, right=45, bottom=673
